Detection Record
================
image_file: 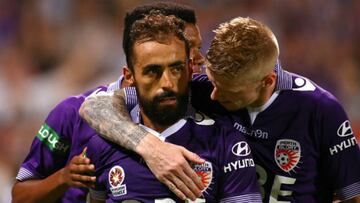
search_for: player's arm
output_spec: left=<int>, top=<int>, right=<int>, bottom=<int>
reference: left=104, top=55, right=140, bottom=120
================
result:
left=341, top=196, right=360, bottom=203
left=12, top=148, right=95, bottom=203
left=79, top=89, right=205, bottom=200
left=316, top=93, right=360, bottom=202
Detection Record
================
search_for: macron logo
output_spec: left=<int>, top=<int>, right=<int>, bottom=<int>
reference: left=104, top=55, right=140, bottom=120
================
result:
left=337, top=120, right=353, bottom=137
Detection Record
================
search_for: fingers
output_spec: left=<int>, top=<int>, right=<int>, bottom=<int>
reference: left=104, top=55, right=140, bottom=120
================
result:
left=162, top=179, right=187, bottom=200
left=71, top=173, right=96, bottom=184
left=181, top=148, right=205, bottom=191
left=182, top=148, right=205, bottom=164
left=70, top=155, right=95, bottom=172
left=173, top=169, right=202, bottom=199
left=158, top=156, right=202, bottom=200
left=142, top=142, right=204, bottom=200
left=182, top=163, right=204, bottom=194
left=70, top=149, right=94, bottom=173
left=71, top=155, right=91, bottom=165
left=69, top=162, right=95, bottom=174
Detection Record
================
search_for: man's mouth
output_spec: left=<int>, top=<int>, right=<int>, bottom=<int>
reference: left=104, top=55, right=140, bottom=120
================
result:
left=158, top=97, right=177, bottom=105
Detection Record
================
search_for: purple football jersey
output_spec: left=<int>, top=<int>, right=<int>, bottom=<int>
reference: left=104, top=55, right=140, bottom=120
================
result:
left=15, top=80, right=121, bottom=203
left=86, top=105, right=261, bottom=202
left=190, top=66, right=360, bottom=202
left=122, top=62, right=360, bottom=202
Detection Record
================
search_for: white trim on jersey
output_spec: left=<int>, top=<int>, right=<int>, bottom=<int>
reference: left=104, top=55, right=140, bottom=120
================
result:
left=336, top=181, right=360, bottom=201
left=139, top=119, right=187, bottom=141
left=16, top=167, right=38, bottom=181
left=107, top=75, right=123, bottom=92
left=220, top=193, right=262, bottom=203
left=130, top=103, right=197, bottom=141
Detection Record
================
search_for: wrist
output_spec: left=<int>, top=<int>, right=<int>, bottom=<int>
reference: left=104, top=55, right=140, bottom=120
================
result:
left=56, top=168, right=70, bottom=189
left=135, top=133, right=162, bottom=156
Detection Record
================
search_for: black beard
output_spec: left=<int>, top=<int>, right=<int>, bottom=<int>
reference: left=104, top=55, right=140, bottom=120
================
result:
left=136, top=87, right=189, bottom=127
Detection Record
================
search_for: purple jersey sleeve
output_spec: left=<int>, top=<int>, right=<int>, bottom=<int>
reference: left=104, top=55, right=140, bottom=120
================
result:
left=216, top=124, right=262, bottom=202
left=317, top=92, right=360, bottom=200
left=16, top=97, right=79, bottom=181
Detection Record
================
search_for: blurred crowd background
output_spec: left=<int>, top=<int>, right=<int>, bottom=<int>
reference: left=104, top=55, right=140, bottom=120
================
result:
left=0, top=0, right=359, bottom=201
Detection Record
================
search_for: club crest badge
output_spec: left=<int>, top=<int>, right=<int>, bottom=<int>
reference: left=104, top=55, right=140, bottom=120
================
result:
left=108, top=165, right=127, bottom=197
left=274, top=139, right=301, bottom=173
left=190, top=161, right=213, bottom=192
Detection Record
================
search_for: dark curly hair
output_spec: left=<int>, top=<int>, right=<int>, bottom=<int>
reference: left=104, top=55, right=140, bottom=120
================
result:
left=122, top=2, right=196, bottom=54
left=124, top=11, right=190, bottom=71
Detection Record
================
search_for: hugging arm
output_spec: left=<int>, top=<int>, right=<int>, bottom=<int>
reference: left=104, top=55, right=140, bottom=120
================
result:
left=79, top=89, right=205, bottom=200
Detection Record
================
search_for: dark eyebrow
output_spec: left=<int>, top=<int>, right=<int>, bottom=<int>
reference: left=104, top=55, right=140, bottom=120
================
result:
left=143, top=64, right=162, bottom=71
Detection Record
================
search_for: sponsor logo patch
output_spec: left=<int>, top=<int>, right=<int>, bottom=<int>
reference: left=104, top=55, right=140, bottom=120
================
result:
left=231, top=141, right=251, bottom=157
left=337, top=120, right=353, bottom=137
left=108, top=165, right=127, bottom=197
left=191, top=161, right=213, bottom=192
left=293, top=77, right=316, bottom=91
left=194, top=112, right=215, bottom=126
left=233, top=122, right=269, bottom=139
left=36, top=123, right=70, bottom=155
left=275, top=139, right=301, bottom=173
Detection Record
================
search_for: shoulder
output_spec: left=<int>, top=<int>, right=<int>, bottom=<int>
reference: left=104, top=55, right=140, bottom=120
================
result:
left=282, top=73, right=342, bottom=109
left=44, top=85, right=107, bottom=126
left=52, top=86, right=107, bottom=113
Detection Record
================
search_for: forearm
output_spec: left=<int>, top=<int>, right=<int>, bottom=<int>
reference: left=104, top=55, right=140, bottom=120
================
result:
left=79, top=90, right=148, bottom=152
left=12, top=169, right=68, bottom=203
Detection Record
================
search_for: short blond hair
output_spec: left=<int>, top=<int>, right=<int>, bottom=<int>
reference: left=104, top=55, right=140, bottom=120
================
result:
left=206, top=17, right=279, bottom=81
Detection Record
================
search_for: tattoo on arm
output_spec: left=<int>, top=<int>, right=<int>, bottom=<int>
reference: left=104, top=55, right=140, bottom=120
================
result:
left=79, top=90, right=147, bottom=151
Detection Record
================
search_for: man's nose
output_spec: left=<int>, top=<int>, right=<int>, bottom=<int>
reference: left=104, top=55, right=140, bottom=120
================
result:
left=160, top=70, right=174, bottom=89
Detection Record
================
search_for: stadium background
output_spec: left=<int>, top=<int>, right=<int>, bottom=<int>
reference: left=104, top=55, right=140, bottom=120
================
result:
left=0, top=0, right=359, bottom=201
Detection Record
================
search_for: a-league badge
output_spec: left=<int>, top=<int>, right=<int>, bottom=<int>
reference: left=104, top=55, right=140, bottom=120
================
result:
left=274, top=139, right=301, bottom=173
left=108, top=165, right=127, bottom=197
left=190, top=161, right=213, bottom=192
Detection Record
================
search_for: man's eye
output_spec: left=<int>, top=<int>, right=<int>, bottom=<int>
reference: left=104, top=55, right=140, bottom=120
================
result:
left=143, top=67, right=160, bottom=75
left=172, top=65, right=184, bottom=73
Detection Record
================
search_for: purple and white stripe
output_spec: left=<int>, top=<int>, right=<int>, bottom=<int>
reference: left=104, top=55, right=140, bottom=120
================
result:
left=124, top=86, right=138, bottom=111
left=336, top=181, right=360, bottom=201
left=274, top=60, right=293, bottom=91
left=220, top=193, right=262, bottom=203
left=16, top=167, right=38, bottom=181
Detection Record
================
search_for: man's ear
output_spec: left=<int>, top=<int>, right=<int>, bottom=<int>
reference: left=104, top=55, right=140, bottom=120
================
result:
left=263, top=71, right=276, bottom=87
left=122, top=65, right=134, bottom=88
left=188, top=59, right=193, bottom=78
